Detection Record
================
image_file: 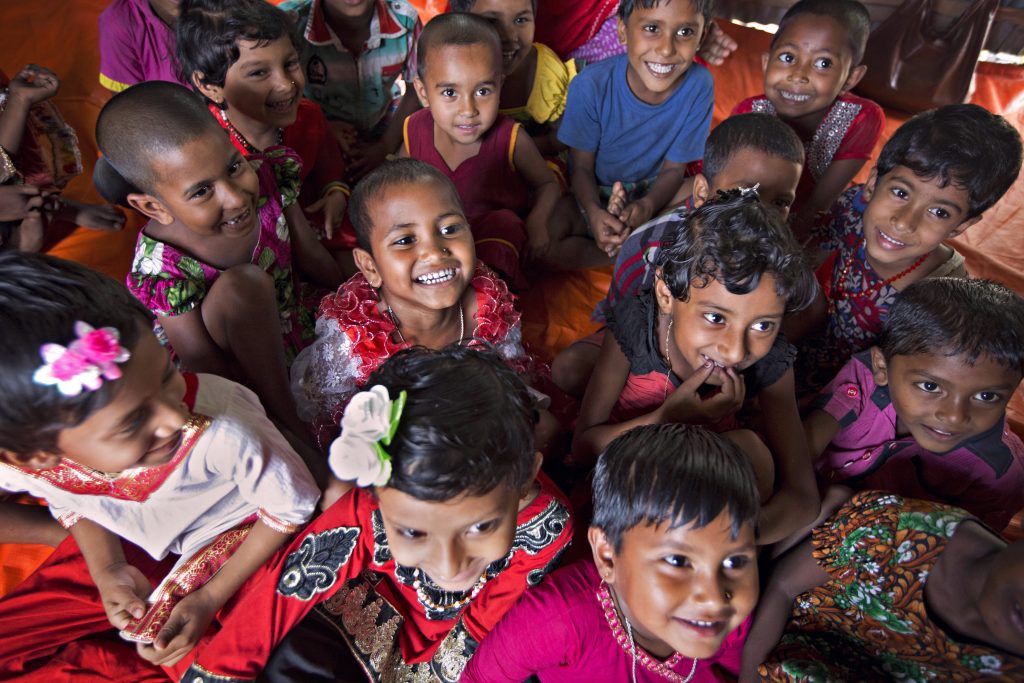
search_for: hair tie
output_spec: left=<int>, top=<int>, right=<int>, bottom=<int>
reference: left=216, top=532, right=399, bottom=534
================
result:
left=328, top=386, right=407, bottom=487
left=33, top=321, right=131, bottom=396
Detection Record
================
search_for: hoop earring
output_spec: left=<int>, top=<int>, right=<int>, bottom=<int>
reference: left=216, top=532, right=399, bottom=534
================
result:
left=663, top=317, right=673, bottom=363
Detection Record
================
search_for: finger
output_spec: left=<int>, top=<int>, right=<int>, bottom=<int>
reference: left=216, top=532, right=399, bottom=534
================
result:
left=305, top=197, right=327, bottom=213
left=323, top=215, right=335, bottom=239
left=680, top=358, right=716, bottom=392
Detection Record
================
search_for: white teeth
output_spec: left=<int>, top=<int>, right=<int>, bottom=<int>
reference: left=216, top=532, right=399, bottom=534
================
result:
left=879, top=230, right=906, bottom=247
left=687, top=619, right=716, bottom=627
left=779, top=91, right=811, bottom=103
left=647, top=62, right=676, bottom=75
left=702, top=354, right=726, bottom=368
left=415, top=268, right=456, bottom=285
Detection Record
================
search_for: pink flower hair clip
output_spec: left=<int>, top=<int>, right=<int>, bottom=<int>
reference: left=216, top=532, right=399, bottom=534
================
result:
left=33, top=321, right=132, bottom=397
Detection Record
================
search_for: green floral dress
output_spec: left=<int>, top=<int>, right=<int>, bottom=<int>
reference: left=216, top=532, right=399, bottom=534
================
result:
left=761, top=491, right=1024, bottom=682
left=127, top=147, right=315, bottom=364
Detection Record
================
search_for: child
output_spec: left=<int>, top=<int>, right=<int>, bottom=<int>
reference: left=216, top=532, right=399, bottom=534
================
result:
left=794, top=104, right=1024, bottom=394
left=0, top=64, right=124, bottom=251
left=93, top=81, right=342, bottom=458
left=559, top=0, right=714, bottom=255
left=573, top=189, right=820, bottom=545
left=176, top=0, right=351, bottom=253
left=804, top=278, right=1024, bottom=531
left=278, top=0, right=422, bottom=181
left=99, top=0, right=190, bottom=91
left=742, top=490, right=1024, bottom=681
left=553, top=112, right=806, bottom=398
left=291, top=158, right=535, bottom=448
left=463, top=423, right=760, bottom=682
left=403, top=13, right=562, bottom=286
left=0, top=251, right=319, bottom=677
left=732, top=0, right=883, bottom=235
left=181, top=345, right=573, bottom=681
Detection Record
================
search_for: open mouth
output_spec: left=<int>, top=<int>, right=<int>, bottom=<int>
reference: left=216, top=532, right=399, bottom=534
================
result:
left=502, top=49, right=519, bottom=66
left=924, top=425, right=958, bottom=440
left=267, top=93, right=298, bottom=114
left=777, top=90, right=812, bottom=104
left=701, top=354, right=729, bottom=370
left=675, top=617, right=727, bottom=638
left=145, top=431, right=182, bottom=464
left=415, top=268, right=457, bottom=285
left=222, top=208, right=252, bottom=231
left=646, top=62, right=678, bottom=77
left=877, top=228, right=907, bottom=248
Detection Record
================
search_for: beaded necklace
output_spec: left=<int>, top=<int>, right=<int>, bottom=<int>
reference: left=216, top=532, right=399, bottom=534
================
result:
left=828, top=238, right=929, bottom=315
left=214, top=107, right=283, bottom=155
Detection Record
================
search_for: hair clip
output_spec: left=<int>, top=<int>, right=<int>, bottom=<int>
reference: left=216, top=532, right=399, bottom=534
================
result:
left=738, top=183, right=761, bottom=197
left=328, top=385, right=408, bottom=487
left=33, top=321, right=132, bottom=397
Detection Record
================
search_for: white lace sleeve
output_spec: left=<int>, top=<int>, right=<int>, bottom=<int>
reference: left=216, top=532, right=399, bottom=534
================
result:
left=289, top=317, right=362, bottom=422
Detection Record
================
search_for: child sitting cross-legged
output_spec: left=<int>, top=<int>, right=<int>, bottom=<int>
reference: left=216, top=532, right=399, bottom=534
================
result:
left=792, top=104, right=1024, bottom=394
left=741, top=490, right=1024, bottom=681
left=463, top=423, right=760, bottom=682
left=573, top=189, right=821, bottom=544
left=0, top=252, right=319, bottom=678
left=733, top=0, right=883, bottom=236
left=804, top=277, right=1024, bottom=532
left=94, top=81, right=343, bottom=463
left=559, top=0, right=714, bottom=256
left=182, top=345, right=573, bottom=682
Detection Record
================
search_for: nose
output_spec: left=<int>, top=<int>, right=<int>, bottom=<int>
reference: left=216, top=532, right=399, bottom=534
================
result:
left=691, top=570, right=730, bottom=609
left=221, top=176, right=250, bottom=210
left=937, top=395, right=970, bottom=428
left=889, top=203, right=917, bottom=235
left=717, top=327, right=748, bottom=367
left=787, top=59, right=810, bottom=83
left=432, top=537, right=469, bottom=582
left=152, top=390, right=187, bottom=439
left=459, top=93, right=479, bottom=118
left=656, top=31, right=676, bottom=58
left=419, top=233, right=451, bottom=261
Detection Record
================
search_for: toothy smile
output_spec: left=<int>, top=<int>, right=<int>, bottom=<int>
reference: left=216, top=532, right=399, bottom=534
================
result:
left=675, top=617, right=726, bottom=636
left=646, top=62, right=677, bottom=76
left=778, top=90, right=812, bottom=103
left=267, top=94, right=298, bottom=113
left=415, top=268, right=456, bottom=285
left=222, top=209, right=251, bottom=229
left=878, top=229, right=907, bottom=248
left=701, top=354, right=727, bottom=369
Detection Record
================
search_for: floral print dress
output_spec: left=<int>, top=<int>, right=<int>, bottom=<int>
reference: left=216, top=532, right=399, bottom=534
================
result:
left=760, top=491, right=1024, bottom=682
left=127, top=147, right=315, bottom=364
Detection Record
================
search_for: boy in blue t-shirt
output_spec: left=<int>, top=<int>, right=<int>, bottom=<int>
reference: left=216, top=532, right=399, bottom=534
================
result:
left=558, top=0, right=714, bottom=256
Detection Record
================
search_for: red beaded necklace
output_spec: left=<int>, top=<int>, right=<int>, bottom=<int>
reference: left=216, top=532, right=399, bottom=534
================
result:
left=212, top=105, right=282, bottom=155
left=830, top=238, right=929, bottom=313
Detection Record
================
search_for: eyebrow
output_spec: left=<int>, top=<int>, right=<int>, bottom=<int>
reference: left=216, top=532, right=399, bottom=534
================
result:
left=386, top=212, right=463, bottom=234
left=908, top=369, right=1017, bottom=391
left=776, top=41, right=837, bottom=55
left=692, top=301, right=785, bottom=319
left=435, top=80, right=497, bottom=89
left=889, top=174, right=967, bottom=212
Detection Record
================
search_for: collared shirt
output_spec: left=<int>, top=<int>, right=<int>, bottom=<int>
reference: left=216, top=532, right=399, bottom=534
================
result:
left=98, top=0, right=190, bottom=92
left=281, top=0, right=420, bottom=131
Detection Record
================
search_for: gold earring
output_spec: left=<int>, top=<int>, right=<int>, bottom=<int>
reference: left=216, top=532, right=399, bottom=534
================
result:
left=663, top=317, right=673, bottom=362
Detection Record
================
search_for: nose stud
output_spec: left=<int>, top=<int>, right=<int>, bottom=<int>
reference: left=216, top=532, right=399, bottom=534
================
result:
left=725, top=589, right=732, bottom=601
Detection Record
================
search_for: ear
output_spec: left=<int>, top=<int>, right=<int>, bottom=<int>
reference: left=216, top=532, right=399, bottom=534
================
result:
left=869, top=346, right=890, bottom=387
left=654, top=273, right=675, bottom=315
left=588, top=526, right=618, bottom=584
left=948, top=215, right=981, bottom=239
left=412, top=76, right=430, bottom=108
left=192, top=71, right=224, bottom=106
left=520, top=451, right=544, bottom=500
left=761, top=51, right=769, bottom=74
left=353, top=247, right=383, bottom=288
left=691, top=173, right=710, bottom=208
left=861, top=167, right=879, bottom=203
left=0, top=448, right=60, bottom=470
left=841, top=64, right=867, bottom=94
left=127, top=192, right=175, bottom=225
left=616, top=16, right=627, bottom=45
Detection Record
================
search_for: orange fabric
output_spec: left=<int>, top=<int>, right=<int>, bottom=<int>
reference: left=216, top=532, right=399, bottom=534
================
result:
left=0, top=7, right=1021, bottom=595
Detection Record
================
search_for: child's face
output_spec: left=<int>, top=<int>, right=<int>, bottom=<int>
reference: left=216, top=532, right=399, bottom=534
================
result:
left=870, top=347, right=1019, bottom=453
left=414, top=43, right=502, bottom=147
left=590, top=512, right=758, bottom=659
left=761, top=14, right=864, bottom=127
left=354, top=177, right=476, bottom=316
left=861, top=166, right=979, bottom=273
left=28, top=327, right=188, bottom=474
left=977, top=539, right=1024, bottom=657
left=376, top=483, right=522, bottom=592
left=136, top=129, right=260, bottom=238
left=203, top=37, right=305, bottom=132
left=325, top=0, right=375, bottom=19
left=617, top=0, right=706, bottom=106
left=702, top=148, right=802, bottom=218
left=655, top=274, right=786, bottom=386
left=469, top=0, right=536, bottom=76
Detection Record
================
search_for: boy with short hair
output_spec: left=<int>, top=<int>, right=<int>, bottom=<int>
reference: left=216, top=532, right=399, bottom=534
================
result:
left=558, top=0, right=714, bottom=255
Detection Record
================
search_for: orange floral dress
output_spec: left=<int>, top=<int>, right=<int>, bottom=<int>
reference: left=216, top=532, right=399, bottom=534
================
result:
left=760, top=491, right=1024, bottom=682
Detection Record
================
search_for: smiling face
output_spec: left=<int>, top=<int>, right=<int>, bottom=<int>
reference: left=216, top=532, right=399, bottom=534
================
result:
left=762, top=14, right=864, bottom=131
left=590, top=512, right=758, bottom=659
left=861, top=166, right=978, bottom=277
left=617, top=0, right=705, bottom=105
left=870, top=347, right=1019, bottom=453
left=469, top=0, right=535, bottom=76
left=977, top=540, right=1024, bottom=657
left=355, top=177, right=476, bottom=319
left=201, top=36, right=305, bottom=133
left=655, top=274, right=787, bottom=386
left=376, top=484, right=522, bottom=591
left=703, top=147, right=802, bottom=219
left=325, top=0, right=375, bottom=19
left=29, top=327, right=188, bottom=474
left=414, top=42, right=502, bottom=148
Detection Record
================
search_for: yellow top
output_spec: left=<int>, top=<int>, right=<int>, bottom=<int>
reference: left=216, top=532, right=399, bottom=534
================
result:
left=501, top=43, right=578, bottom=126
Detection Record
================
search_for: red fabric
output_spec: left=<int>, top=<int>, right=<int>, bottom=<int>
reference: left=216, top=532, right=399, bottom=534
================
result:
left=534, top=0, right=619, bottom=59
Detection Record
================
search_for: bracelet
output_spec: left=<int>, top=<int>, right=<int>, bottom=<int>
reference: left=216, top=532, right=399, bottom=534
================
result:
left=0, top=145, right=20, bottom=184
left=322, top=183, right=351, bottom=198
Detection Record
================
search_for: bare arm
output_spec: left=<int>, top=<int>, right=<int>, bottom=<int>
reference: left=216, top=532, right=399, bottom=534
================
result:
left=803, top=409, right=840, bottom=462
left=0, top=65, right=60, bottom=154
left=791, top=158, right=867, bottom=242
left=569, top=147, right=625, bottom=255
left=69, top=518, right=152, bottom=630
left=347, top=88, right=420, bottom=180
left=513, top=128, right=560, bottom=256
left=285, top=202, right=343, bottom=290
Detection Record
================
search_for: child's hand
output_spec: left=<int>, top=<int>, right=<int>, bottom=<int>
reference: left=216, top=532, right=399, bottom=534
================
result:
left=660, top=360, right=746, bottom=425
left=586, top=206, right=626, bottom=257
left=62, top=199, right=126, bottom=232
left=698, top=21, right=738, bottom=66
left=7, top=64, right=59, bottom=108
left=135, top=590, right=217, bottom=666
left=525, top=215, right=551, bottom=264
left=328, top=120, right=360, bottom=156
left=93, top=562, right=152, bottom=630
left=0, top=185, right=42, bottom=221
left=618, top=198, right=655, bottom=230
left=304, top=189, right=347, bottom=239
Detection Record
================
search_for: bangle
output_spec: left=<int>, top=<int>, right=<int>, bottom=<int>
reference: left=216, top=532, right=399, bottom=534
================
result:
left=0, top=145, right=20, bottom=184
left=322, top=182, right=350, bottom=198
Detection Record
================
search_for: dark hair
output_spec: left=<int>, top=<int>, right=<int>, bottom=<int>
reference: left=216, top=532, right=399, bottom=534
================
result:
left=593, top=423, right=760, bottom=551
left=416, top=12, right=502, bottom=81
left=772, top=0, right=871, bottom=65
left=349, top=158, right=465, bottom=252
left=364, top=345, right=537, bottom=501
left=0, top=252, right=154, bottom=459
left=879, top=278, right=1024, bottom=375
left=618, top=0, right=715, bottom=25
left=874, top=104, right=1023, bottom=219
left=703, top=113, right=805, bottom=183
left=176, top=0, right=295, bottom=93
left=94, top=81, right=226, bottom=199
left=449, top=0, right=537, bottom=13
left=655, top=188, right=818, bottom=313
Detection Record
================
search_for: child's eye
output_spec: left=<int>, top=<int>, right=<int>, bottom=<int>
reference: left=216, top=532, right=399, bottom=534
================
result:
left=751, top=320, right=775, bottom=333
left=776, top=52, right=795, bottom=64
left=286, top=58, right=301, bottom=71
left=703, top=312, right=725, bottom=324
left=400, top=528, right=425, bottom=540
left=469, top=520, right=497, bottom=534
left=642, top=23, right=659, bottom=34
left=929, top=207, right=951, bottom=220
left=190, top=185, right=212, bottom=200
left=974, top=390, right=1002, bottom=403
left=247, top=69, right=268, bottom=78
left=890, top=187, right=909, bottom=200
left=664, top=554, right=690, bottom=568
left=228, top=160, right=244, bottom=175
left=774, top=197, right=793, bottom=209
left=813, top=57, right=833, bottom=69
left=723, top=555, right=751, bottom=571
left=514, top=15, right=531, bottom=25
left=915, top=381, right=941, bottom=393
left=476, top=87, right=492, bottom=97
left=392, top=235, right=415, bottom=247
left=439, top=222, right=464, bottom=236
left=441, top=88, right=456, bottom=98
left=676, top=27, right=694, bottom=38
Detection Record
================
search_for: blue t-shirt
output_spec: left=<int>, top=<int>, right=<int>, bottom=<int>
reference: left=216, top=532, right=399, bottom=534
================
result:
left=557, top=54, right=713, bottom=187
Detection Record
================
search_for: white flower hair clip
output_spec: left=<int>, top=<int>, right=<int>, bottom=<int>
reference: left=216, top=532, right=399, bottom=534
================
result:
left=328, top=385, right=408, bottom=487
left=33, top=321, right=132, bottom=397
